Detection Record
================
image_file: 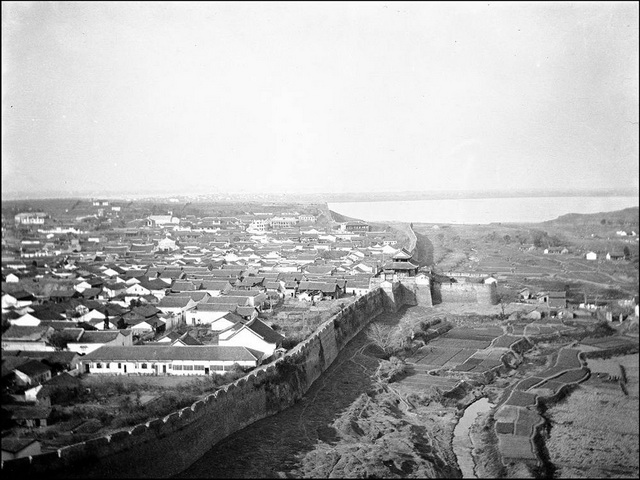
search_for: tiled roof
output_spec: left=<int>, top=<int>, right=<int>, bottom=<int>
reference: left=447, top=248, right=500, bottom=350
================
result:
left=158, top=296, right=193, bottom=308
left=171, top=280, right=196, bottom=292
left=245, top=318, right=284, bottom=344
left=383, top=261, right=419, bottom=270
left=200, top=280, right=233, bottom=290
left=2, top=325, right=53, bottom=341
left=297, top=281, right=338, bottom=293
left=197, top=302, right=238, bottom=313
left=15, top=359, right=51, bottom=377
left=75, top=330, right=121, bottom=343
left=83, top=345, right=260, bottom=362
left=207, top=296, right=250, bottom=306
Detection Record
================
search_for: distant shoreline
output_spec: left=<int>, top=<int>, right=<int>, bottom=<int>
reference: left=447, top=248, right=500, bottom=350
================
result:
left=2, top=189, right=638, bottom=203
left=328, top=197, right=639, bottom=225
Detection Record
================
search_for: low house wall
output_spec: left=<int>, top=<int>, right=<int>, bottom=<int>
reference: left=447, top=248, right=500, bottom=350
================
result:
left=2, top=288, right=397, bottom=479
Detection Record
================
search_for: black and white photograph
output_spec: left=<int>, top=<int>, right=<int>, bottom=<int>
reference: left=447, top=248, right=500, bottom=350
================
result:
left=1, top=1, right=638, bottom=478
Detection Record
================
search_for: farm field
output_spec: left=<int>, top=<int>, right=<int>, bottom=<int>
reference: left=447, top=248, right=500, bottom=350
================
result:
left=412, top=212, right=639, bottom=300
left=545, top=353, right=639, bottom=478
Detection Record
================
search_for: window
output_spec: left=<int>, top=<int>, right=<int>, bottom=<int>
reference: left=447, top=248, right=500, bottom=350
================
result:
left=183, top=365, right=194, bottom=371
left=96, top=363, right=102, bottom=368
left=194, top=364, right=205, bottom=370
left=142, top=363, right=147, bottom=369
left=106, top=363, right=110, bottom=369
left=118, top=363, right=122, bottom=369
left=173, top=364, right=183, bottom=370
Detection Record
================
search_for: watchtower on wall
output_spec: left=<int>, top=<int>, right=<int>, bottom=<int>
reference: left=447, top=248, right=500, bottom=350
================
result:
left=381, top=248, right=420, bottom=281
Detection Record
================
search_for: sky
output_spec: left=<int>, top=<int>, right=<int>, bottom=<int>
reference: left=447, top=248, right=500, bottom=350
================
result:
left=2, top=1, right=639, bottom=199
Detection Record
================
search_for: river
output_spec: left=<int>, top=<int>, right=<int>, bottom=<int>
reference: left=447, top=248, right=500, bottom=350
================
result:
left=452, top=397, right=495, bottom=479
left=329, top=196, right=639, bottom=224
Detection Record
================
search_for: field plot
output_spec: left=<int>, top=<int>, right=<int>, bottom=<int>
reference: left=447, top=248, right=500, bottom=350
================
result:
left=441, top=348, right=477, bottom=367
left=514, top=408, right=543, bottom=437
left=429, top=336, right=493, bottom=350
left=552, top=367, right=589, bottom=384
left=545, top=354, right=639, bottom=478
left=468, top=350, right=506, bottom=371
left=580, top=336, right=639, bottom=350
left=410, top=347, right=463, bottom=366
left=494, top=404, right=519, bottom=422
left=490, top=335, right=520, bottom=349
left=531, top=380, right=565, bottom=396
left=495, top=422, right=514, bottom=434
left=515, top=376, right=544, bottom=391
left=523, top=324, right=542, bottom=336
left=445, top=327, right=503, bottom=340
left=497, top=434, right=537, bottom=461
left=556, top=348, right=583, bottom=369
left=504, top=390, right=537, bottom=408
left=510, top=325, right=527, bottom=335
left=524, top=323, right=574, bottom=337
left=452, top=357, right=482, bottom=372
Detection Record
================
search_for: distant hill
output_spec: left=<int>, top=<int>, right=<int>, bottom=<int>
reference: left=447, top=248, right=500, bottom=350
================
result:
left=542, top=207, right=639, bottom=226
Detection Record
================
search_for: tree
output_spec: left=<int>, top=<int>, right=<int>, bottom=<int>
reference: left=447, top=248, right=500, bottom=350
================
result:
left=49, top=331, right=79, bottom=350
left=623, top=246, right=631, bottom=260
left=366, top=323, right=400, bottom=358
left=498, top=297, right=508, bottom=320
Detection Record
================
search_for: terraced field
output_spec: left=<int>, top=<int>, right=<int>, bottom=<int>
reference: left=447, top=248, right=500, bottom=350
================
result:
left=544, top=353, right=639, bottom=478
left=493, top=345, right=595, bottom=468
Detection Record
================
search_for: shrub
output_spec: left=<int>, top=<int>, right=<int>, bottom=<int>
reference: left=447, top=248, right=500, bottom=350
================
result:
left=375, top=357, right=408, bottom=383
left=282, top=333, right=304, bottom=350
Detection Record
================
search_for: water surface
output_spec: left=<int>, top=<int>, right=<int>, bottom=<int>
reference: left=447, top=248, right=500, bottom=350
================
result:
left=329, top=196, right=638, bottom=224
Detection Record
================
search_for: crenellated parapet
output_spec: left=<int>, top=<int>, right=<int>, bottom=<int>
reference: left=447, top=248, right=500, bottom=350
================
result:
left=3, top=288, right=405, bottom=479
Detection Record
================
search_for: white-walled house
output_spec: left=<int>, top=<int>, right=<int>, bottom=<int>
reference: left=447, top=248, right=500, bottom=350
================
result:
left=1, top=326, right=55, bottom=352
left=209, top=312, right=245, bottom=332
left=585, top=251, right=598, bottom=261
left=125, top=283, right=152, bottom=297
left=67, top=330, right=133, bottom=355
left=80, top=345, right=261, bottom=375
left=76, top=309, right=107, bottom=324
left=185, top=303, right=237, bottom=327
left=9, top=313, right=41, bottom=327
left=157, top=296, right=197, bottom=322
left=218, top=318, right=284, bottom=359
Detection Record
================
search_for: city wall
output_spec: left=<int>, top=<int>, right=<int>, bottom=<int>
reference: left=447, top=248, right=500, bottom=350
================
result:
left=2, top=287, right=402, bottom=479
left=432, top=281, right=498, bottom=305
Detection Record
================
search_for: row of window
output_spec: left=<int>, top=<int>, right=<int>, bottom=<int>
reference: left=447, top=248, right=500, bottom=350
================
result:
left=91, top=362, right=233, bottom=370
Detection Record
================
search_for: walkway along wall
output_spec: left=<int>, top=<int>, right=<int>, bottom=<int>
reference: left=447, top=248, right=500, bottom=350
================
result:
left=2, top=287, right=405, bottom=479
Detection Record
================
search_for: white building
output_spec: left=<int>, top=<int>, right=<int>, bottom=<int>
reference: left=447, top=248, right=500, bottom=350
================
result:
left=14, top=212, right=47, bottom=225
left=80, top=345, right=261, bottom=375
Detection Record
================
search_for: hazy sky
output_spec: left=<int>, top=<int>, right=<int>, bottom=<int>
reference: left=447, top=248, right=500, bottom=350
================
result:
left=2, top=1, right=639, bottom=198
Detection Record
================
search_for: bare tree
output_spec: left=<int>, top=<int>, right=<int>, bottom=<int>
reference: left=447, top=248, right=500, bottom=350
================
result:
left=366, top=323, right=399, bottom=357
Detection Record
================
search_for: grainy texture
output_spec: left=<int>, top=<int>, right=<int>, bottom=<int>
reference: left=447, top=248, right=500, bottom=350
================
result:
left=545, top=353, right=639, bottom=478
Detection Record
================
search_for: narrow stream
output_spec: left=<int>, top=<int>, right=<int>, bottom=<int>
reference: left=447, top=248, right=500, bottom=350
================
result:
left=452, top=397, right=494, bottom=479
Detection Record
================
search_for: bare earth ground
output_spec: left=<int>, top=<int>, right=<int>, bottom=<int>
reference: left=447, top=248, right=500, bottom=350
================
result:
left=545, top=353, right=639, bottom=478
